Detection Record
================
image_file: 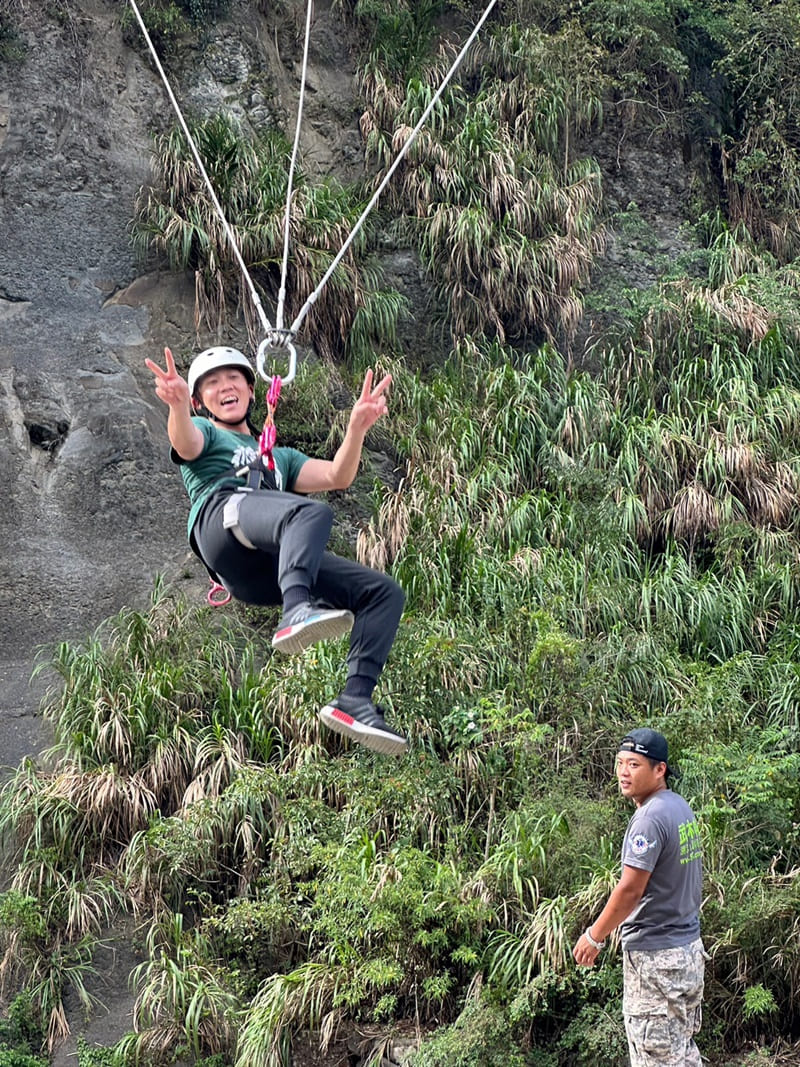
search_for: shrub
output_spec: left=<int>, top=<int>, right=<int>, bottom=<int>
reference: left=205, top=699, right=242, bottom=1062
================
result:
left=120, top=0, right=190, bottom=55
left=0, top=13, right=24, bottom=63
left=0, top=992, right=44, bottom=1059
left=411, top=1000, right=527, bottom=1067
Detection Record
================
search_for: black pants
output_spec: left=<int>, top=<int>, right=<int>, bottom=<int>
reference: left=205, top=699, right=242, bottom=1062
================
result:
left=193, top=487, right=405, bottom=684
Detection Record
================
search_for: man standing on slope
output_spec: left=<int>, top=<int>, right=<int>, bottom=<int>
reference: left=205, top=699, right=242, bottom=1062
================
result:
left=573, top=728, right=704, bottom=1065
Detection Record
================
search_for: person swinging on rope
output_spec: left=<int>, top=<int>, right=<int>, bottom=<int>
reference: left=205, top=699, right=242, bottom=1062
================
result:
left=145, top=345, right=408, bottom=756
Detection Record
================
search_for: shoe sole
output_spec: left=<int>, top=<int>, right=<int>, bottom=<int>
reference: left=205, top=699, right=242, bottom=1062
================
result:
left=319, top=704, right=408, bottom=757
left=271, top=610, right=354, bottom=655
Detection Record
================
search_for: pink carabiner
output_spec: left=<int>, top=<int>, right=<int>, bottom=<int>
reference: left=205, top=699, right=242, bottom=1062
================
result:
left=207, top=580, right=231, bottom=607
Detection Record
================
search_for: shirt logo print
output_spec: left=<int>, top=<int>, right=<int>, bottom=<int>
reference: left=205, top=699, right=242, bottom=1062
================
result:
left=629, top=833, right=656, bottom=857
left=231, top=445, right=258, bottom=470
left=678, top=818, right=702, bottom=864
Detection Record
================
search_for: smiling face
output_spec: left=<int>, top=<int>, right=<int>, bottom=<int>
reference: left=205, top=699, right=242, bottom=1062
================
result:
left=616, top=751, right=667, bottom=806
left=194, top=367, right=254, bottom=429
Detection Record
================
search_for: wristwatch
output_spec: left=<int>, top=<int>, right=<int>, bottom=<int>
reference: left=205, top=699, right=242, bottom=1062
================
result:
left=584, top=926, right=606, bottom=950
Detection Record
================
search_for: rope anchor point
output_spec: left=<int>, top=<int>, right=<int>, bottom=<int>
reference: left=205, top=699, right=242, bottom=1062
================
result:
left=257, top=330, right=297, bottom=385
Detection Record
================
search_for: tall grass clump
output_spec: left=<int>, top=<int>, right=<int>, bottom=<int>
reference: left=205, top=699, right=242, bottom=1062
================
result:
left=711, top=0, right=800, bottom=257
left=133, top=115, right=405, bottom=362
left=357, top=17, right=606, bottom=342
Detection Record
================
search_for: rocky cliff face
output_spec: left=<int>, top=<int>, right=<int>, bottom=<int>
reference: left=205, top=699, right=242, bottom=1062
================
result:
left=0, top=0, right=693, bottom=771
left=0, top=0, right=366, bottom=765
left=0, top=0, right=693, bottom=760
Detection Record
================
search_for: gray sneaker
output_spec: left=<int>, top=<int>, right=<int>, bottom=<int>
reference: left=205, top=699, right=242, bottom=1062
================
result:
left=319, top=695, right=408, bottom=756
left=271, top=603, right=354, bottom=654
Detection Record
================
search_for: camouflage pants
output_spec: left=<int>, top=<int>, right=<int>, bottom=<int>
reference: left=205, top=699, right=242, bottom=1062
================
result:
left=623, top=938, right=705, bottom=1066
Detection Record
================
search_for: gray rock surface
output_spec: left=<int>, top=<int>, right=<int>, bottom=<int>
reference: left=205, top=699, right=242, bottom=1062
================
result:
left=1, top=0, right=172, bottom=761
left=0, top=0, right=363, bottom=776
left=0, top=0, right=366, bottom=1056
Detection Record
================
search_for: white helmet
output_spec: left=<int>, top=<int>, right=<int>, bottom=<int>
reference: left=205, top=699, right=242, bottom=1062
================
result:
left=187, top=346, right=255, bottom=398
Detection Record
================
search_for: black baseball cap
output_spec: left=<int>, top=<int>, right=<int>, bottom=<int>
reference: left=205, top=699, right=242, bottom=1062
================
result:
left=618, top=728, right=673, bottom=776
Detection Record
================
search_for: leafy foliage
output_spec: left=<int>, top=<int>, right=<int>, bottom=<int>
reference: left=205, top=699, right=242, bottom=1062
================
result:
left=133, top=115, right=405, bottom=362
left=120, top=0, right=232, bottom=56
left=708, top=0, right=800, bottom=256
left=179, top=0, right=231, bottom=24
left=3, top=0, right=800, bottom=1063
left=0, top=12, right=24, bottom=64
left=76, top=1037, right=117, bottom=1067
left=120, top=0, right=191, bottom=55
left=410, top=1000, right=529, bottom=1067
left=358, top=20, right=605, bottom=342
left=0, top=992, right=45, bottom=1066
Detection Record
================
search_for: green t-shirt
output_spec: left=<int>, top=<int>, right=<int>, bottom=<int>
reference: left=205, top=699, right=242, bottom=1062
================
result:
left=172, top=417, right=309, bottom=537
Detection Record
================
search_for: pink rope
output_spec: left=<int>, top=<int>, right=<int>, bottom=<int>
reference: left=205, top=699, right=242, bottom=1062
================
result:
left=258, top=375, right=282, bottom=471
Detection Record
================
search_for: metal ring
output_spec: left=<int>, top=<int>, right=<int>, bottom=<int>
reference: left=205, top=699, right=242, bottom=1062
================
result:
left=257, top=332, right=297, bottom=384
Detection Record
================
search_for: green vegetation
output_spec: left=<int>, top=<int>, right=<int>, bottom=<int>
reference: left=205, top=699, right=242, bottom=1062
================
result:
left=120, top=1, right=191, bottom=55
left=2, top=0, right=800, bottom=1063
left=358, top=19, right=606, bottom=342
left=0, top=9, right=25, bottom=64
left=120, top=0, right=232, bottom=55
left=132, top=116, right=406, bottom=363
left=0, top=993, right=47, bottom=1067
left=707, top=0, right=800, bottom=256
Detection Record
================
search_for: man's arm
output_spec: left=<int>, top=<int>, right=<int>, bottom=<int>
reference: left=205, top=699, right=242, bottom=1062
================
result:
left=145, top=347, right=205, bottom=461
left=572, top=864, right=652, bottom=967
left=293, top=369, right=391, bottom=493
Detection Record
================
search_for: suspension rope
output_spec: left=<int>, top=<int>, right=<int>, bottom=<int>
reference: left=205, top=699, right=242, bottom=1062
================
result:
left=275, top=0, right=314, bottom=333
left=128, top=0, right=499, bottom=366
left=127, top=0, right=274, bottom=339
left=288, top=0, right=500, bottom=338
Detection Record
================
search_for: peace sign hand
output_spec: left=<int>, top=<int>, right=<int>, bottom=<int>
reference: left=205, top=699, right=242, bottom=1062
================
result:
left=348, top=369, right=392, bottom=436
left=145, top=347, right=191, bottom=410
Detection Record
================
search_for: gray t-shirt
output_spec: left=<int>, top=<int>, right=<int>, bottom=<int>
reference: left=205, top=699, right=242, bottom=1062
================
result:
left=620, top=788, right=702, bottom=951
